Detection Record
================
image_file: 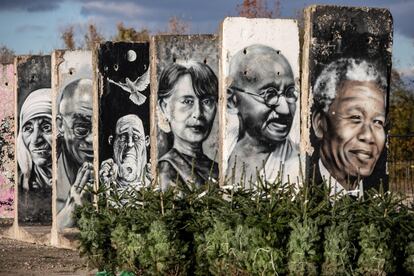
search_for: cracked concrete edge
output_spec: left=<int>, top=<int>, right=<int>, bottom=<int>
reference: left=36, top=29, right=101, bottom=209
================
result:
left=150, top=36, right=159, bottom=186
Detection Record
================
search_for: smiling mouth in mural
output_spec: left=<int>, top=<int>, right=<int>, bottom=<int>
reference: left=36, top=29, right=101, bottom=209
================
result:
left=264, top=112, right=292, bottom=132
left=349, top=149, right=374, bottom=163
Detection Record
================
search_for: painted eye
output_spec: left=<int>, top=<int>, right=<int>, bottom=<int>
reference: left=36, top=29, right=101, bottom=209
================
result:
left=41, top=122, right=52, bottom=133
left=201, top=98, right=214, bottom=107
left=22, top=123, right=33, bottom=133
left=74, top=126, right=89, bottom=137
left=132, top=134, right=140, bottom=142
left=182, top=98, right=194, bottom=105
left=120, top=135, right=127, bottom=142
left=373, top=119, right=385, bottom=128
left=262, top=87, right=278, bottom=99
left=284, top=86, right=298, bottom=101
left=349, top=115, right=362, bottom=123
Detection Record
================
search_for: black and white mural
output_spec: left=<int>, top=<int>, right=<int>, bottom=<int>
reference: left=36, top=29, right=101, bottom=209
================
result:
left=54, top=50, right=93, bottom=230
left=153, top=35, right=219, bottom=191
left=16, top=55, right=52, bottom=224
left=305, top=6, right=393, bottom=197
left=221, top=18, right=301, bottom=188
left=98, top=42, right=151, bottom=202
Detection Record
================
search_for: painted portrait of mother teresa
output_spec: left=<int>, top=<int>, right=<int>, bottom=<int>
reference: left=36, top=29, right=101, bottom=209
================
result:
left=17, top=88, right=52, bottom=221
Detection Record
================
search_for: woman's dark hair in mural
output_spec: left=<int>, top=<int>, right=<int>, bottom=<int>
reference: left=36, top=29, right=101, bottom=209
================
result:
left=158, top=61, right=218, bottom=101
left=157, top=61, right=219, bottom=191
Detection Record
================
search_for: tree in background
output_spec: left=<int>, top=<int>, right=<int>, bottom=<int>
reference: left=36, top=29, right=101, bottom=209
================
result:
left=166, top=16, right=190, bottom=34
left=61, top=26, right=76, bottom=50
left=61, top=23, right=104, bottom=50
left=84, top=24, right=104, bottom=50
left=388, top=69, right=414, bottom=161
left=113, top=23, right=150, bottom=42
left=237, top=0, right=281, bottom=18
left=0, top=46, right=15, bottom=64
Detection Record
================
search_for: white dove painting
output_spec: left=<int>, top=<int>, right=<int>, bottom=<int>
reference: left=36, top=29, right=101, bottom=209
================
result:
left=107, top=67, right=150, bottom=106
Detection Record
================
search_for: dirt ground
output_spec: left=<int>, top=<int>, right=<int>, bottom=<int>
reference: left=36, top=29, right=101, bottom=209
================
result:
left=0, top=237, right=96, bottom=275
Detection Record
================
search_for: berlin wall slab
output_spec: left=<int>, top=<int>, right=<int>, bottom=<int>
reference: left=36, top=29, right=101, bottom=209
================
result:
left=301, top=5, right=393, bottom=196
left=51, top=50, right=93, bottom=234
left=97, top=42, right=151, bottom=202
left=15, top=55, right=52, bottom=225
left=151, top=35, right=219, bottom=190
left=0, top=64, right=15, bottom=219
left=220, top=17, right=301, bottom=188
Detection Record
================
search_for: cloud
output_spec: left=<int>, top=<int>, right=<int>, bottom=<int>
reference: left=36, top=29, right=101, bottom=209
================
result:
left=15, top=24, right=46, bottom=33
left=0, top=0, right=64, bottom=12
left=387, top=1, right=414, bottom=38
left=79, top=0, right=238, bottom=25
left=77, top=0, right=414, bottom=38
left=397, top=66, right=414, bottom=87
left=80, top=1, right=148, bottom=19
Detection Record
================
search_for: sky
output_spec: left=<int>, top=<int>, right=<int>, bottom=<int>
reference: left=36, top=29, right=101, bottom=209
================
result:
left=0, top=0, right=413, bottom=81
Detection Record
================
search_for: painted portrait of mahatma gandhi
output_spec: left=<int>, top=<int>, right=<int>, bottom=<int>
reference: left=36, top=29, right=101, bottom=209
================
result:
left=226, top=44, right=300, bottom=187
left=311, top=58, right=387, bottom=198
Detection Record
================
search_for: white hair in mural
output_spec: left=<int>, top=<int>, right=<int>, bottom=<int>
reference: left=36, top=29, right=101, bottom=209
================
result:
left=313, top=58, right=387, bottom=113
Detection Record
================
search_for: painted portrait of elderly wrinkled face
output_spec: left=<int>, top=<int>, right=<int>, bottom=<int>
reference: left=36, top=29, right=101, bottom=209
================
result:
left=98, top=42, right=151, bottom=200
left=16, top=55, right=52, bottom=225
left=22, top=117, right=52, bottom=166
left=311, top=58, right=387, bottom=193
left=18, top=88, right=53, bottom=192
left=56, top=78, right=94, bottom=230
left=112, top=114, right=148, bottom=184
left=225, top=44, right=300, bottom=187
left=58, top=79, right=94, bottom=167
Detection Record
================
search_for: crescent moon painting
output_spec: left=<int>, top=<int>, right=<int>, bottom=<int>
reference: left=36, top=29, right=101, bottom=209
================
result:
left=127, top=50, right=137, bottom=62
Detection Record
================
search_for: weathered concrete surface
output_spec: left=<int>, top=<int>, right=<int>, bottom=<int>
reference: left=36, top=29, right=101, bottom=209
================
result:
left=96, top=42, right=151, bottom=196
left=51, top=50, right=93, bottom=247
left=0, top=64, right=15, bottom=219
left=151, top=35, right=219, bottom=189
left=15, top=55, right=52, bottom=226
left=220, top=17, right=301, bottom=187
left=301, top=5, right=392, bottom=192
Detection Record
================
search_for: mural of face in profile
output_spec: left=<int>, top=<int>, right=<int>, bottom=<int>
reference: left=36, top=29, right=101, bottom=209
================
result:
left=157, top=61, right=219, bottom=191
left=56, top=78, right=93, bottom=229
left=226, top=44, right=300, bottom=187
left=311, top=58, right=387, bottom=196
left=58, top=79, right=94, bottom=167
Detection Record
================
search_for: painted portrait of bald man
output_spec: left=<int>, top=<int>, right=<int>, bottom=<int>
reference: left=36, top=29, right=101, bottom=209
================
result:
left=226, top=44, right=300, bottom=187
left=56, top=78, right=93, bottom=229
left=99, top=114, right=150, bottom=205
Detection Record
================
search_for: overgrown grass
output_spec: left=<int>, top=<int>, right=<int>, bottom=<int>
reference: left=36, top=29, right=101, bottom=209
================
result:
left=75, top=176, right=414, bottom=275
